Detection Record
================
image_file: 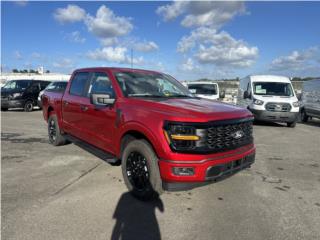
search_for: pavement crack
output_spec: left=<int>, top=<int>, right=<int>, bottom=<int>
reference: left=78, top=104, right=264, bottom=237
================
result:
left=53, top=163, right=101, bottom=196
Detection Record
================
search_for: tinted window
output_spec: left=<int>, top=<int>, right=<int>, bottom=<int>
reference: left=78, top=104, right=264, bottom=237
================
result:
left=70, top=72, right=90, bottom=96
left=87, top=72, right=115, bottom=98
left=253, top=82, right=294, bottom=96
left=2, top=80, right=32, bottom=90
left=188, top=84, right=217, bottom=95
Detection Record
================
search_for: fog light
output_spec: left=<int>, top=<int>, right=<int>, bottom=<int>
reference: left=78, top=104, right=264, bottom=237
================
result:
left=172, top=167, right=195, bottom=176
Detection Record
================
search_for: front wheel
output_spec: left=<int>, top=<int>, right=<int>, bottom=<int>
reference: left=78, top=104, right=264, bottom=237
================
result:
left=300, top=109, right=309, bottom=122
left=121, top=139, right=163, bottom=200
left=24, top=100, right=34, bottom=112
left=1, top=108, right=8, bottom=111
left=287, top=121, right=296, bottom=128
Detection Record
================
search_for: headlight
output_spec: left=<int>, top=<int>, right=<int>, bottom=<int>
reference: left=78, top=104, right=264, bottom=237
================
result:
left=253, top=98, right=264, bottom=105
left=292, top=101, right=300, bottom=107
left=12, top=93, right=22, bottom=98
left=164, top=124, right=202, bottom=151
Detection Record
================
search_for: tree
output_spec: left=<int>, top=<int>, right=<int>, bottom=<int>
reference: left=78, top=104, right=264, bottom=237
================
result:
left=12, top=69, right=19, bottom=73
left=46, top=70, right=50, bottom=73
left=29, top=69, right=36, bottom=73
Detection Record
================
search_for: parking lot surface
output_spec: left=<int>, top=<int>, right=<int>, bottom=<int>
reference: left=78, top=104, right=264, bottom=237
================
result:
left=1, top=110, right=320, bottom=240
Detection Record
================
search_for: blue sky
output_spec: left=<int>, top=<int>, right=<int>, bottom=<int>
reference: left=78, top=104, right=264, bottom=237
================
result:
left=2, top=1, right=320, bottom=80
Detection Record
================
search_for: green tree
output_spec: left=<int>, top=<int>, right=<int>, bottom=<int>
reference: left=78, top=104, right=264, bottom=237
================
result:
left=12, top=69, right=19, bottom=73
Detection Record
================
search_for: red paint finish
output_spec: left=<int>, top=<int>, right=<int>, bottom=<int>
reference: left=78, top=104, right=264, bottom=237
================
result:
left=42, top=67, right=255, bottom=183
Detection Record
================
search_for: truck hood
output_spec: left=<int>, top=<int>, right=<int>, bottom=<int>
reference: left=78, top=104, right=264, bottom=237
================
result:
left=129, top=97, right=252, bottom=122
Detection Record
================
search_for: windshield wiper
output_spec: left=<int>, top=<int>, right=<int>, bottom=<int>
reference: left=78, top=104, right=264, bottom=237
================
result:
left=166, top=94, right=194, bottom=98
left=128, top=94, right=165, bottom=98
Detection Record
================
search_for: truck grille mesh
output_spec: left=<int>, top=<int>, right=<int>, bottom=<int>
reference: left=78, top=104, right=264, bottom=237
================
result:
left=265, top=102, right=291, bottom=112
left=206, top=120, right=253, bottom=152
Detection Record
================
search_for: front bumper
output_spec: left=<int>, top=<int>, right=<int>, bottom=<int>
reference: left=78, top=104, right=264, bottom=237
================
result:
left=1, top=99, right=25, bottom=109
left=250, top=109, right=298, bottom=123
left=159, top=144, right=255, bottom=191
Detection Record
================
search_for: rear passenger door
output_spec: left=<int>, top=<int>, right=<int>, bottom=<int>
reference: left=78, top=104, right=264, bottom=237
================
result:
left=62, top=72, right=91, bottom=139
left=80, top=72, right=117, bottom=154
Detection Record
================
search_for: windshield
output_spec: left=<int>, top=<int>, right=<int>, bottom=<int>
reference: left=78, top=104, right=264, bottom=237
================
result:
left=114, top=71, right=192, bottom=98
left=253, top=82, right=294, bottom=97
left=188, top=84, right=217, bottom=95
left=2, top=80, right=32, bottom=90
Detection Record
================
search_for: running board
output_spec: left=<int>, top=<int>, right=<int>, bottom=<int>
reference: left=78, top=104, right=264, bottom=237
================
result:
left=64, top=134, right=119, bottom=164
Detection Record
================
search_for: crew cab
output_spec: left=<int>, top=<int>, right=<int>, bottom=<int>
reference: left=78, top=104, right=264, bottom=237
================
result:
left=42, top=68, right=255, bottom=200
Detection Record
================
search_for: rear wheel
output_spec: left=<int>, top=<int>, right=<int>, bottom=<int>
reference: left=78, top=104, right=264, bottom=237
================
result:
left=121, top=139, right=163, bottom=200
left=301, top=109, right=309, bottom=122
left=24, top=100, right=34, bottom=112
left=1, top=108, right=8, bottom=111
left=48, top=114, right=67, bottom=146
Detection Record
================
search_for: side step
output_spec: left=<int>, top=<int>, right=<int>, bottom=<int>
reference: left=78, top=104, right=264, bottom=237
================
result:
left=64, top=134, right=119, bottom=164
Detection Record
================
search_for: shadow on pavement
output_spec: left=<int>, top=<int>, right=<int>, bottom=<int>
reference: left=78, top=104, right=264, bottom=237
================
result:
left=253, top=120, right=285, bottom=127
left=111, top=192, right=164, bottom=240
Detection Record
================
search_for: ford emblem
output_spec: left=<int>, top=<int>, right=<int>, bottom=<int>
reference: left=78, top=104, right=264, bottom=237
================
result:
left=231, top=130, right=244, bottom=139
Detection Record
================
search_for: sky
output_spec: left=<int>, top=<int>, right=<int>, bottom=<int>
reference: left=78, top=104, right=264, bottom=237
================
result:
left=1, top=0, right=320, bottom=80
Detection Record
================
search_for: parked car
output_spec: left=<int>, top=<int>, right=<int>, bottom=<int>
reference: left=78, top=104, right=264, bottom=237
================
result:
left=38, top=81, right=68, bottom=109
left=184, top=81, right=224, bottom=100
left=300, top=79, right=320, bottom=122
left=237, top=75, right=299, bottom=127
left=42, top=67, right=255, bottom=200
left=1, top=79, right=50, bottom=111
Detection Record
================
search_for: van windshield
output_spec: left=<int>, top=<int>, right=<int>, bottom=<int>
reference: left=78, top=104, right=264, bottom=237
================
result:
left=114, top=71, right=192, bottom=98
left=2, top=80, right=32, bottom=90
left=188, top=84, right=217, bottom=95
left=253, top=82, right=294, bottom=97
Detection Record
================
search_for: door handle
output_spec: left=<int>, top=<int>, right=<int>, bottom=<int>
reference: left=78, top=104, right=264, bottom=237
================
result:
left=63, top=101, right=69, bottom=106
left=80, top=105, right=88, bottom=111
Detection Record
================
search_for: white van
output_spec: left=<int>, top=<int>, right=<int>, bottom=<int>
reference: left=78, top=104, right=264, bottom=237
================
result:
left=300, top=79, right=320, bottom=122
left=237, top=75, right=299, bottom=127
left=185, top=82, right=221, bottom=100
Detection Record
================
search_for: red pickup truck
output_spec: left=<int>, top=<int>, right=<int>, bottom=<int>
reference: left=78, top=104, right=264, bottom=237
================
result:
left=42, top=67, right=255, bottom=200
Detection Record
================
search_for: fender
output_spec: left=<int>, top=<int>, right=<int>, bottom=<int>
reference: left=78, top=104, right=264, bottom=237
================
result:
left=116, top=121, right=165, bottom=159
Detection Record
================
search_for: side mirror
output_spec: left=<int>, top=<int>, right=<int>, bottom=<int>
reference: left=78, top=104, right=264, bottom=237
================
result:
left=243, top=90, right=251, bottom=99
left=296, top=93, right=302, bottom=101
left=219, top=90, right=225, bottom=99
left=90, top=93, right=115, bottom=106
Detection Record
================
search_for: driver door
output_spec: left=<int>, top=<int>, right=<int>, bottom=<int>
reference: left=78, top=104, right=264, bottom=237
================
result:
left=80, top=72, right=117, bottom=154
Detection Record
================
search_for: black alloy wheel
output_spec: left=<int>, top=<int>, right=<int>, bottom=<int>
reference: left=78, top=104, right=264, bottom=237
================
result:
left=48, top=118, right=57, bottom=143
left=126, top=151, right=151, bottom=191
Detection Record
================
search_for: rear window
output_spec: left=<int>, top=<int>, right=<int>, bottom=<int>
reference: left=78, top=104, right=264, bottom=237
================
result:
left=188, top=84, right=217, bottom=95
left=69, top=72, right=90, bottom=96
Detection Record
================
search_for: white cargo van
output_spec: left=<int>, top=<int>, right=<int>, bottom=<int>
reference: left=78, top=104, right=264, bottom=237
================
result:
left=185, top=82, right=221, bottom=100
left=300, top=79, right=320, bottom=122
left=237, top=75, right=299, bottom=127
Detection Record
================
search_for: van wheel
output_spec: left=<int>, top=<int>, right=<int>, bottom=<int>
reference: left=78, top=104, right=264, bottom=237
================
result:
left=24, top=100, right=34, bottom=112
left=121, top=139, right=163, bottom=201
left=287, top=121, right=296, bottom=128
left=1, top=108, right=8, bottom=111
left=48, top=114, right=67, bottom=146
left=301, top=109, right=309, bottom=122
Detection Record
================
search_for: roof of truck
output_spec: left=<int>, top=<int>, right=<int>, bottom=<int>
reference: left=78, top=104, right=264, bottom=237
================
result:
left=248, top=75, right=291, bottom=83
left=74, top=67, right=161, bottom=74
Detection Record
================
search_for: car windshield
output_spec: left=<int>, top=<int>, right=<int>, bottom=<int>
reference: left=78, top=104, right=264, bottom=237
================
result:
left=253, top=82, right=294, bottom=96
left=2, top=80, right=32, bottom=90
left=188, top=84, right=217, bottom=95
left=114, top=71, right=192, bottom=98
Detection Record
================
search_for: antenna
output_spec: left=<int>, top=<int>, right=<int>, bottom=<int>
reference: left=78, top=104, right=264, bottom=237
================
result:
left=131, top=48, right=133, bottom=69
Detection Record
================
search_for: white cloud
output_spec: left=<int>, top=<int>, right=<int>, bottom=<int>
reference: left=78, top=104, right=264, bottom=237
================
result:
left=31, top=52, right=41, bottom=58
left=269, top=47, right=320, bottom=76
left=66, top=31, right=86, bottom=43
left=100, top=38, right=118, bottom=46
left=14, top=51, right=23, bottom=60
left=177, top=27, right=258, bottom=68
left=53, top=58, right=74, bottom=68
left=157, top=1, right=246, bottom=29
left=87, top=47, right=144, bottom=65
left=85, top=5, right=133, bottom=39
left=180, top=58, right=200, bottom=72
left=14, top=1, right=28, bottom=7
left=54, top=4, right=86, bottom=24
left=133, top=41, right=159, bottom=52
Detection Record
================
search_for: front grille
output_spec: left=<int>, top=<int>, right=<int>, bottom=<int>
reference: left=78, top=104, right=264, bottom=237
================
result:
left=206, top=119, right=253, bottom=152
left=265, top=102, right=291, bottom=112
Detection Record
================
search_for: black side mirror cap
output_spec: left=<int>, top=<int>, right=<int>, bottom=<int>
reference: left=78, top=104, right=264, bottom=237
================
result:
left=219, top=90, right=225, bottom=99
left=243, top=90, right=251, bottom=99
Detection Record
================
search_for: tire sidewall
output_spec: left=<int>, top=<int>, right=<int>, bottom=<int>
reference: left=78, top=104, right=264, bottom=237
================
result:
left=121, top=139, right=163, bottom=200
left=24, top=100, right=34, bottom=112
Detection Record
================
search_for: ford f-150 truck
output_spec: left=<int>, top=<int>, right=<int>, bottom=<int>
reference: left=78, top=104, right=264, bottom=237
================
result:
left=42, top=67, right=255, bottom=200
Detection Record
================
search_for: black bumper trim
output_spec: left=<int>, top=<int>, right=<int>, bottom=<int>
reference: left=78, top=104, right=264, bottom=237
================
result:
left=250, top=109, right=298, bottom=123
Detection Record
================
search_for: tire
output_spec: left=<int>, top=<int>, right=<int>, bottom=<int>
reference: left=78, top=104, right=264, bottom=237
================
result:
left=121, top=139, right=163, bottom=200
left=1, top=108, right=8, bottom=111
left=300, top=109, right=309, bottom=122
left=48, top=114, right=67, bottom=146
left=24, top=100, right=34, bottom=112
left=287, top=121, right=296, bottom=128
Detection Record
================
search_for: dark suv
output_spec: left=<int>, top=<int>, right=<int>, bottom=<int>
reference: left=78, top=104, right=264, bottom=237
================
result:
left=1, top=80, right=50, bottom=111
